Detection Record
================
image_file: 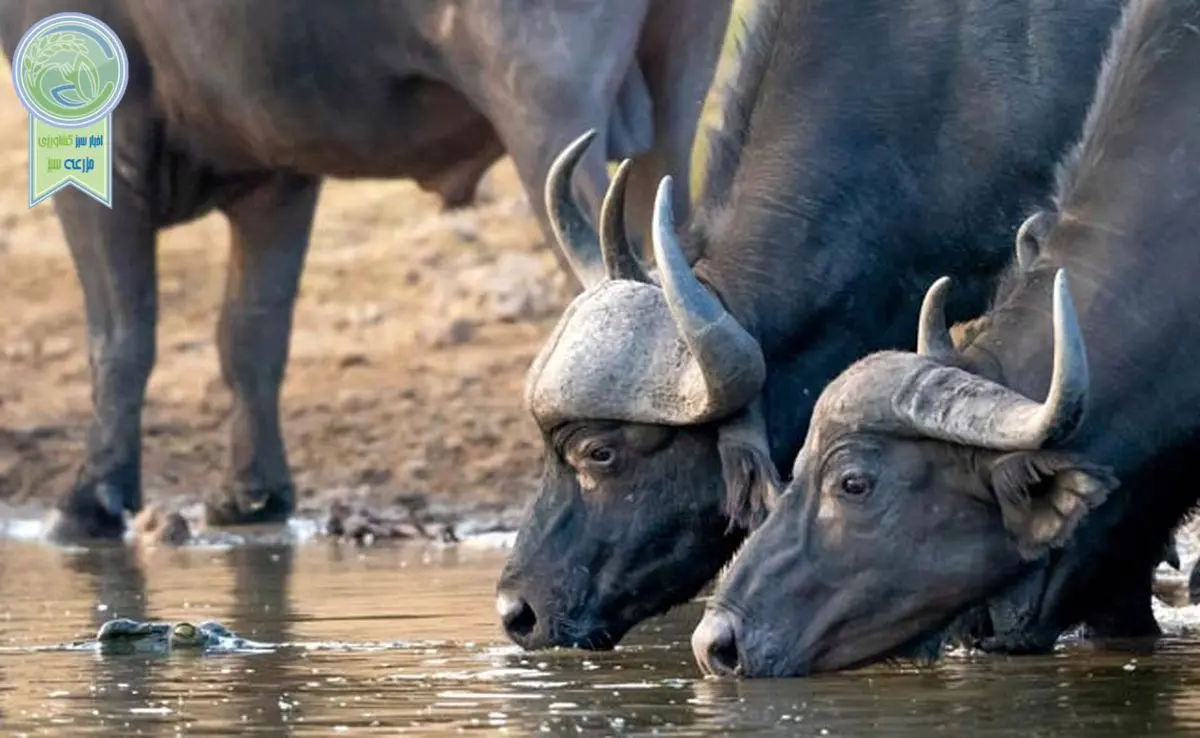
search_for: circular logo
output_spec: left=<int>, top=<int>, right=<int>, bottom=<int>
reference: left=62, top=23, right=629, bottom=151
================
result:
left=11, top=12, right=128, bottom=129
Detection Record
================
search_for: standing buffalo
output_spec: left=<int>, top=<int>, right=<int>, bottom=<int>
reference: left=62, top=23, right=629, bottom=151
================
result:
left=495, top=0, right=1128, bottom=650
left=693, top=0, right=1200, bottom=677
left=0, top=0, right=733, bottom=541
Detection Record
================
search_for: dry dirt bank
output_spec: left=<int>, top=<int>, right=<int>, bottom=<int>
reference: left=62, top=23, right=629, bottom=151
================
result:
left=0, top=70, right=572, bottom=530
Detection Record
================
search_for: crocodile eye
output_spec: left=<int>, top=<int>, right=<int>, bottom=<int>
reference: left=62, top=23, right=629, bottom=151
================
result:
left=172, top=623, right=197, bottom=640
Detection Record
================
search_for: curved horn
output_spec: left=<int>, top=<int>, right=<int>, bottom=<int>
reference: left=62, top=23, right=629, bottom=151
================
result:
left=1035, top=269, right=1090, bottom=445
left=916, top=276, right=955, bottom=360
left=895, top=269, right=1089, bottom=449
left=651, top=176, right=766, bottom=416
left=544, top=130, right=606, bottom=288
left=599, top=159, right=651, bottom=283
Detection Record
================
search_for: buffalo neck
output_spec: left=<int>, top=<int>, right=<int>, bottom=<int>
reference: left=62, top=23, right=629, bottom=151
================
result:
left=956, top=222, right=1200, bottom=635
left=683, top=0, right=1121, bottom=474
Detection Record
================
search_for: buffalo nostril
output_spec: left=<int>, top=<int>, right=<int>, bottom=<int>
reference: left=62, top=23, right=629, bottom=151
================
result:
left=692, top=610, right=742, bottom=677
left=496, top=592, right=538, bottom=640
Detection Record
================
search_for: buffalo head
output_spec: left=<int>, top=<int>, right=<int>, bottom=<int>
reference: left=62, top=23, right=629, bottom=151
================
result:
left=496, top=131, right=778, bottom=649
left=692, top=269, right=1116, bottom=676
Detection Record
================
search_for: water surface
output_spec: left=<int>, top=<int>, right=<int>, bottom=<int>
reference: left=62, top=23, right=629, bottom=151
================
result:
left=2, top=537, right=1200, bottom=735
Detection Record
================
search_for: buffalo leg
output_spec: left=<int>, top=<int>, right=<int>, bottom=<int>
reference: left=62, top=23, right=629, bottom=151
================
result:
left=606, top=63, right=655, bottom=162
left=444, top=3, right=656, bottom=288
left=1076, top=535, right=1163, bottom=640
left=1082, top=575, right=1161, bottom=641
left=974, top=566, right=1062, bottom=655
left=1066, top=482, right=1180, bottom=642
left=44, top=185, right=157, bottom=542
left=975, top=535, right=1163, bottom=656
left=623, top=0, right=732, bottom=263
left=203, top=173, right=320, bottom=526
left=984, top=535, right=1163, bottom=654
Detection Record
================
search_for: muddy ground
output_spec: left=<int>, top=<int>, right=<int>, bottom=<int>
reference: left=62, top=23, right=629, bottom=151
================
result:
left=0, top=70, right=575, bottom=532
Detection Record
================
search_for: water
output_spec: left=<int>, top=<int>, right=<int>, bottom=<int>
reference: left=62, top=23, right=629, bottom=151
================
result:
left=2, top=537, right=1200, bottom=736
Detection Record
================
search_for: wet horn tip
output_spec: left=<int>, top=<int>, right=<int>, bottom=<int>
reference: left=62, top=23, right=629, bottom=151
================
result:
left=654, top=176, right=676, bottom=225
left=544, top=129, right=603, bottom=288
left=916, top=276, right=955, bottom=359
left=650, top=176, right=680, bottom=259
left=545, top=130, right=597, bottom=197
left=1041, top=268, right=1090, bottom=444
left=650, top=176, right=695, bottom=294
left=600, top=159, right=650, bottom=283
left=600, top=159, right=634, bottom=245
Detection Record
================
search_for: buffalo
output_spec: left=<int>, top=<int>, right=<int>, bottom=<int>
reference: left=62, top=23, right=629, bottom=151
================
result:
left=0, top=0, right=733, bottom=541
left=693, top=0, right=1200, bottom=677
left=496, top=0, right=1130, bottom=650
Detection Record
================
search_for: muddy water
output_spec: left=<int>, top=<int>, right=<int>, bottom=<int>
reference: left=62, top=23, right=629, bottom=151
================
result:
left=2, top=538, right=1200, bottom=736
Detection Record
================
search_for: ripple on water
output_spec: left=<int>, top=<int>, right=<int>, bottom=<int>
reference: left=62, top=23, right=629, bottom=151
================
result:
left=1, top=539, right=1200, bottom=734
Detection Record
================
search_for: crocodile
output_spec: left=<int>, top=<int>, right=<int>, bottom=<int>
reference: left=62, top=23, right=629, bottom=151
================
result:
left=87, top=618, right=270, bottom=655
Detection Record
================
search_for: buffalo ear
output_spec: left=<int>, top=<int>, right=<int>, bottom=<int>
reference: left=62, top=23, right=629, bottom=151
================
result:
left=986, top=451, right=1118, bottom=561
left=718, top=399, right=782, bottom=531
left=719, top=439, right=780, bottom=531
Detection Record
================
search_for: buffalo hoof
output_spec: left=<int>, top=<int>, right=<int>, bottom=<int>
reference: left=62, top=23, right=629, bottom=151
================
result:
left=202, top=484, right=294, bottom=527
left=43, top=479, right=129, bottom=544
left=972, top=626, right=1060, bottom=656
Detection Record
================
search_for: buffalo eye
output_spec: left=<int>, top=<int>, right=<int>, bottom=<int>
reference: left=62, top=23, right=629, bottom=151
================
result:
left=838, top=472, right=873, bottom=498
left=587, top=446, right=617, bottom=467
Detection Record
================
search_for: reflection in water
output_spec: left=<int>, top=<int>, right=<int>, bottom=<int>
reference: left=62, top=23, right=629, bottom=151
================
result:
left=63, top=544, right=152, bottom=737
left=2, top=539, right=1200, bottom=735
left=684, top=652, right=1195, bottom=736
left=64, top=542, right=150, bottom=626
left=214, top=543, right=297, bottom=732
